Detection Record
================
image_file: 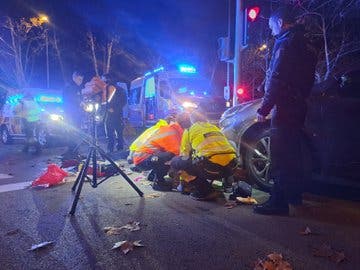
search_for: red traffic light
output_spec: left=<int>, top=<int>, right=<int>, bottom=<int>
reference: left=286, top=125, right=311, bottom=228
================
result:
left=247, top=6, right=260, bottom=22
left=237, top=87, right=245, bottom=95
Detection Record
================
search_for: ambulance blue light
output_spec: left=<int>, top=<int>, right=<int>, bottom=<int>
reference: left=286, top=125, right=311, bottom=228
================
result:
left=153, top=66, right=164, bottom=73
left=203, top=91, right=208, bottom=95
left=190, top=91, right=195, bottom=96
left=178, top=65, right=196, bottom=74
left=144, top=71, right=152, bottom=76
left=35, top=95, right=63, bottom=103
left=6, top=94, right=24, bottom=105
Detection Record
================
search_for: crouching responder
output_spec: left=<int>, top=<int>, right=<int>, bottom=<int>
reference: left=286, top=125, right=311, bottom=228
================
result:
left=132, top=112, right=191, bottom=191
left=170, top=109, right=238, bottom=201
left=15, top=93, right=42, bottom=153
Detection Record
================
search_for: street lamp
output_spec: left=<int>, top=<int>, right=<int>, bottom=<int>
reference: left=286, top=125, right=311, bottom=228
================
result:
left=37, top=14, right=51, bottom=88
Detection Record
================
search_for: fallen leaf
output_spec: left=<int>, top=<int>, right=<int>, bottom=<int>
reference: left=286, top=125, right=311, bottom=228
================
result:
left=267, top=253, right=283, bottom=263
left=111, top=240, right=144, bottom=254
left=124, top=203, right=133, bottom=206
left=145, top=193, right=161, bottom=198
left=236, top=196, right=258, bottom=204
left=299, top=226, right=312, bottom=235
left=312, top=243, right=333, bottom=258
left=330, top=251, right=346, bottom=263
left=5, top=229, right=20, bottom=236
left=28, top=241, right=54, bottom=251
left=224, top=201, right=237, bottom=209
left=120, top=221, right=140, bottom=232
left=104, top=227, right=123, bottom=235
left=140, top=182, right=152, bottom=186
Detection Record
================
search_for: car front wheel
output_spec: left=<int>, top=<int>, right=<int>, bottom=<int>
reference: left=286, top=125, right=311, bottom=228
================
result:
left=37, top=126, right=49, bottom=147
left=244, top=128, right=274, bottom=191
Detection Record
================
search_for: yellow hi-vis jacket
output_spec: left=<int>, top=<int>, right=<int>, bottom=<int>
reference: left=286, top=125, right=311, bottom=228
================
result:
left=129, top=119, right=168, bottom=152
left=180, top=122, right=236, bottom=166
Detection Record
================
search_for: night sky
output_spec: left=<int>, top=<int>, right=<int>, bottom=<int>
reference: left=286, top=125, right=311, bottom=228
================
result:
left=0, top=0, right=229, bottom=89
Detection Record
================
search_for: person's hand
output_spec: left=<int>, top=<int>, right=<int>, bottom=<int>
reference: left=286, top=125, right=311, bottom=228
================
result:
left=257, top=113, right=266, bottom=122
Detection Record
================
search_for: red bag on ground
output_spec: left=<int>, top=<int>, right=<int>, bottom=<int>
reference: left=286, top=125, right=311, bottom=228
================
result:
left=32, top=164, right=68, bottom=187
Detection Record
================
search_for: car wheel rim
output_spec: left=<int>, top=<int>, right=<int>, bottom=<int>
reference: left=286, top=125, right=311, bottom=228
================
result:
left=38, top=130, right=47, bottom=146
left=250, top=136, right=274, bottom=185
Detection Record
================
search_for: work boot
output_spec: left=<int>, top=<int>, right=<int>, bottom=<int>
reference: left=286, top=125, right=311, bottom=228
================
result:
left=253, top=200, right=289, bottom=215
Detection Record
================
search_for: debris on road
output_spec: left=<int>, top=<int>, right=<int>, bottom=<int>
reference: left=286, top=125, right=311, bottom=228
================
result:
left=312, top=243, right=346, bottom=263
left=111, top=240, right=144, bottom=254
left=299, top=226, right=312, bottom=235
left=145, top=193, right=161, bottom=198
left=224, top=201, right=237, bottom=209
left=104, top=221, right=141, bottom=235
left=134, top=176, right=145, bottom=182
left=236, top=196, right=258, bottom=204
left=28, top=241, right=54, bottom=251
left=5, top=229, right=20, bottom=236
left=254, top=253, right=293, bottom=270
left=31, top=164, right=68, bottom=188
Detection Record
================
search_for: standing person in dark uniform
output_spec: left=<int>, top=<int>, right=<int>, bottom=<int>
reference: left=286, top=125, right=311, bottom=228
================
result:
left=62, top=71, right=84, bottom=158
left=101, top=73, right=127, bottom=153
left=254, top=7, right=319, bottom=215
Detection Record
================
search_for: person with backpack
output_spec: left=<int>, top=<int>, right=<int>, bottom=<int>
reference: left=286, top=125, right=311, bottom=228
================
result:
left=255, top=6, right=319, bottom=215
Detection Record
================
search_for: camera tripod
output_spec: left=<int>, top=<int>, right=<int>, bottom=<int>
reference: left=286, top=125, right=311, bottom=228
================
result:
left=69, top=108, right=143, bottom=215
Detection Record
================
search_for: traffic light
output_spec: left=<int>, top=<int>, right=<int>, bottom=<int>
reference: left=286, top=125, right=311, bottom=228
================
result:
left=247, top=6, right=260, bottom=22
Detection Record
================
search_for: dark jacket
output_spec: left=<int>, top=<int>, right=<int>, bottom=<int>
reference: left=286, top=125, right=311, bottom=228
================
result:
left=106, top=84, right=127, bottom=120
left=63, top=81, right=83, bottom=126
left=257, top=25, right=318, bottom=127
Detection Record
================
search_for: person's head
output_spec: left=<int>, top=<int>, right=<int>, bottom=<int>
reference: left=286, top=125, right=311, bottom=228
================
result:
left=175, top=112, right=191, bottom=129
left=269, top=7, right=296, bottom=36
left=190, top=109, right=208, bottom=124
left=72, top=71, right=84, bottom=86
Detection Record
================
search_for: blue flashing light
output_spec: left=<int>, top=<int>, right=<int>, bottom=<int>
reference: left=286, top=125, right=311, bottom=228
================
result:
left=190, top=91, right=195, bottom=96
left=144, top=71, right=152, bottom=76
left=6, top=94, right=24, bottom=105
left=203, top=91, right=208, bottom=96
left=35, top=95, right=63, bottom=103
left=153, top=66, right=164, bottom=73
left=178, top=64, right=197, bottom=74
left=178, top=87, right=187, bottom=94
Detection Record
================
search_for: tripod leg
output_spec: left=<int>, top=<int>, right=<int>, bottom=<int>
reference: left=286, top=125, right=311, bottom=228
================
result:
left=98, top=149, right=143, bottom=197
left=72, top=148, right=92, bottom=191
left=69, top=148, right=93, bottom=215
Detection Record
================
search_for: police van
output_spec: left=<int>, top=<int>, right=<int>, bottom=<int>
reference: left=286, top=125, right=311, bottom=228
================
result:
left=0, top=89, right=66, bottom=146
left=127, top=65, right=225, bottom=128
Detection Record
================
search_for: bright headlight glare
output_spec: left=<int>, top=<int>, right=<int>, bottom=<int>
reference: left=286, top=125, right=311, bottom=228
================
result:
left=182, top=101, right=198, bottom=109
left=49, top=114, right=63, bottom=121
left=84, top=103, right=94, bottom=112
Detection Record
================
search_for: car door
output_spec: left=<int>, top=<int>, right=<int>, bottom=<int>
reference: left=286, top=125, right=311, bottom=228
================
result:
left=320, top=71, right=360, bottom=182
left=128, top=79, right=144, bottom=128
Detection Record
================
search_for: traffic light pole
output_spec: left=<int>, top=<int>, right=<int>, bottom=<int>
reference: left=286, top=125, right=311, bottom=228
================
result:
left=233, top=0, right=246, bottom=106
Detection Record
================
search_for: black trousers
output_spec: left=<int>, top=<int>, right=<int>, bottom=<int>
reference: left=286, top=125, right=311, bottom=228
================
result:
left=270, top=126, right=306, bottom=205
left=105, top=116, right=124, bottom=152
left=171, top=156, right=237, bottom=195
left=135, top=152, right=175, bottom=182
left=22, top=119, right=40, bottom=151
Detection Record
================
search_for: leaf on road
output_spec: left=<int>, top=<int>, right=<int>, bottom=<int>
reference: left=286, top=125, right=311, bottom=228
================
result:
left=5, top=229, right=20, bottom=236
left=330, top=251, right=346, bottom=263
left=224, top=201, right=237, bottom=209
left=299, top=226, right=312, bottom=235
left=28, top=241, right=54, bottom=251
left=124, top=203, right=133, bottom=206
left=236, top=196, right=258, bottom=204
left=253, top=253, right=293, bottom=270
left=312, top=243, right=333, bottom=258
left=140, top=181, right=152, bottom=186
left=120, top=221, right=141, bottom=232
left=145, top=193, right=161, bottom=198
left=104, top=226, right=123, bottom=235
left=111, top=240, right=144, bottom=254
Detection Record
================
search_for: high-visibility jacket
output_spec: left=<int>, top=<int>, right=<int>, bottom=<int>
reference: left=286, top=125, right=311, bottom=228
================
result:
left=180, top=122, right=236, bottom=166
left=129, top=119, right=168, bottom=152
left=133, top=122, right=183, bottom=165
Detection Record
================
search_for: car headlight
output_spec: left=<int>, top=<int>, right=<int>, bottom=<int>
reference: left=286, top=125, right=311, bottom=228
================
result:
left=182, top=101, right=198, bottom=109
left=49, top=114, right=64, bottom=121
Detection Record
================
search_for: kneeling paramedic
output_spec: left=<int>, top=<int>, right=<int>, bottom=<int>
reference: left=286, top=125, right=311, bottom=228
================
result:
left=132, top=113, right=191, bottom=191
left=171, top=110, right=238, bottom=201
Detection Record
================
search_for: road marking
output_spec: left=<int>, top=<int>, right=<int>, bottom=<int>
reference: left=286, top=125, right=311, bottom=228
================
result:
left=0, top=181, right=32, bottom=193
left=0, top=173, right=14, bottom=179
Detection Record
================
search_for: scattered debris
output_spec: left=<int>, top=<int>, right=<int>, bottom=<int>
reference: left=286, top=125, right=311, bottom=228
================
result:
left=299, top=226, right=312, bottom=235
left=31, top=164, right=68, bottom=188
left=5, top=229, right=20, bottom=236
left=140, top=182, right=152, bottom=186
left=236, top=196, right=258, bottom=204
left=28, top=241, right=54, bottom=251
left=312, top=243, right=346, bottom=263
left=111, top=240, right=144, bottom=254
left=124, top=203, right=133, bottom=206
left=254, top=253, right=293, bottom=270
left=145, top=193, right=161, bottom=198
left=224, top=201, right=237, bottom=209
left=134, top=176, right=145, bottom=182
left=104, top=221, right=141, bottom=235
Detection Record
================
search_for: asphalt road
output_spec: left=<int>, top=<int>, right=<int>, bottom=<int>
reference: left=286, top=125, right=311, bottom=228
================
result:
left=0, top=144, right=359, bottom=270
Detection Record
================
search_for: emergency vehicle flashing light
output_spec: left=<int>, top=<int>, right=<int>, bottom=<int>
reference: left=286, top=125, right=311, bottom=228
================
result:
left=178, top=65, right=197, bottom=74
left=248, top=6, right=260, bottom=22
